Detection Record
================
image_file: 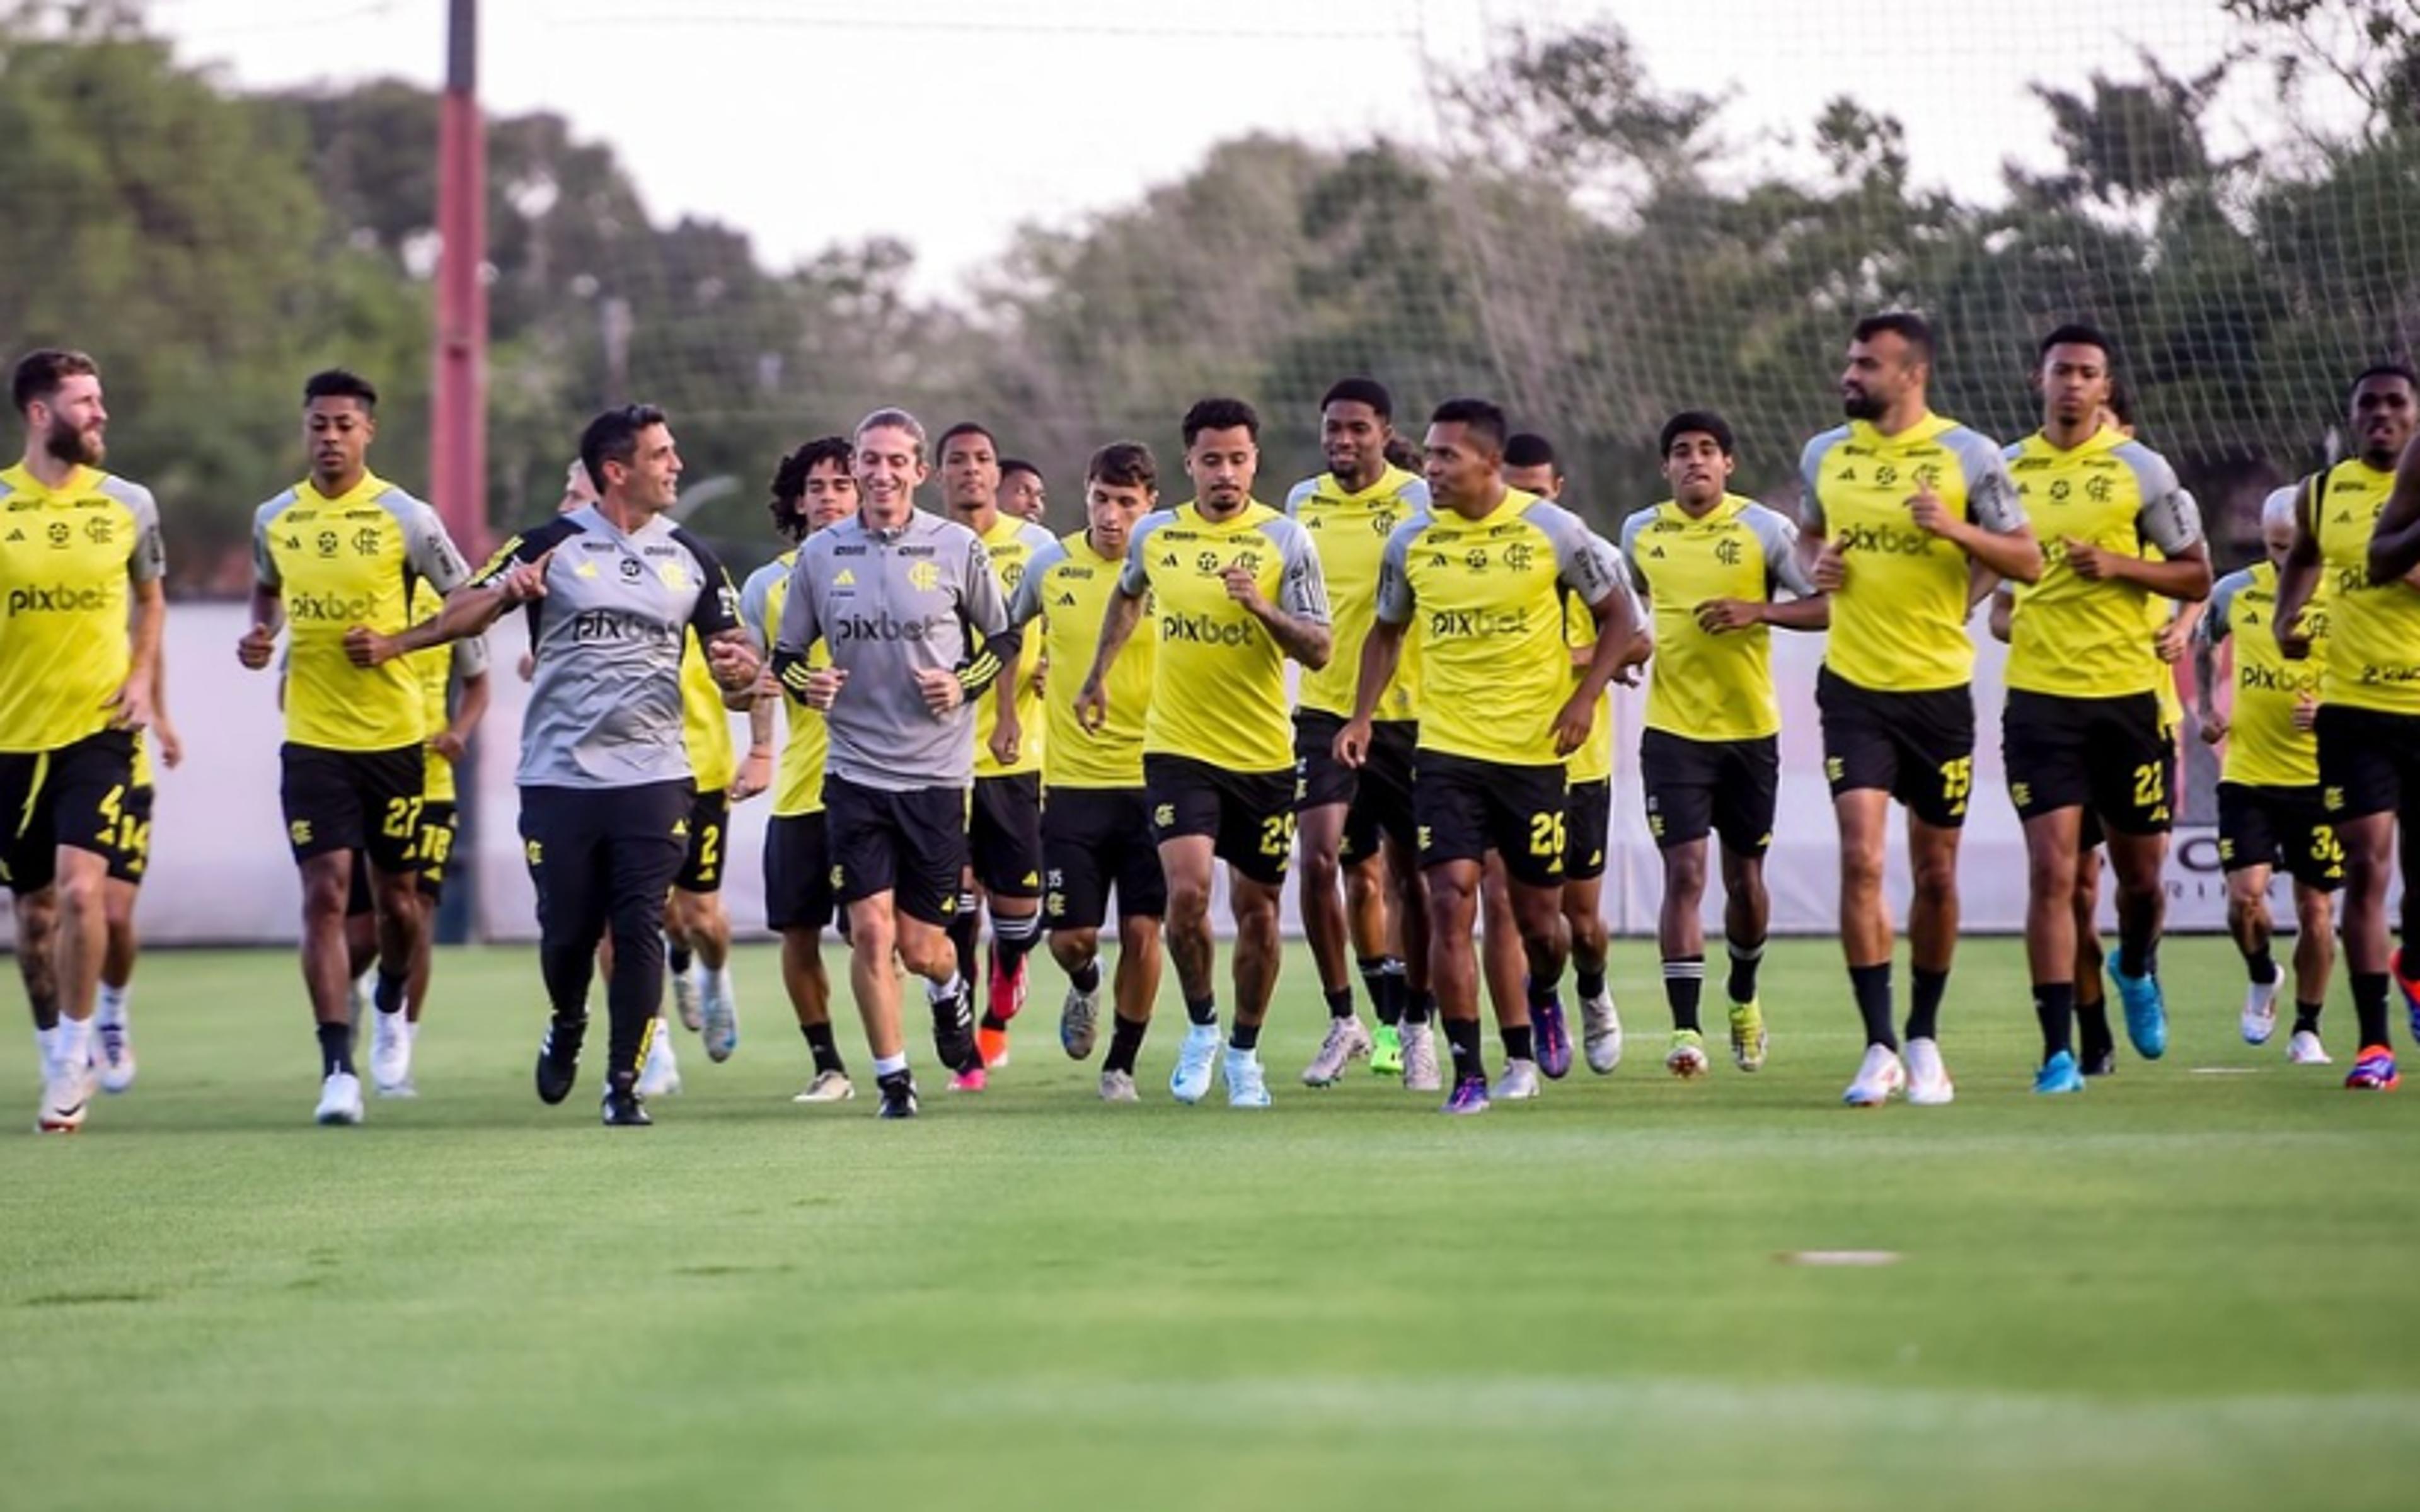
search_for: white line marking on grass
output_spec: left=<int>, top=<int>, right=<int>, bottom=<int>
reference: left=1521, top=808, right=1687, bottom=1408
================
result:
left=1777, top=1250, right=1901, bottom=1266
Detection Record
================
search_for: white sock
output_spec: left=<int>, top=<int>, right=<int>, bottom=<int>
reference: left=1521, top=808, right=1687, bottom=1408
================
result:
left=926, top=971, right=964, bottom=1004
left=873, top=1052, right=908, bottom=1077
left=97, top=982, right=130, bottom=1024
left=34, top=1025, right=62, bottom=1080
left=713, top=964, right=735, bottom=999
left=56, top=1017, right=93, bottom=1074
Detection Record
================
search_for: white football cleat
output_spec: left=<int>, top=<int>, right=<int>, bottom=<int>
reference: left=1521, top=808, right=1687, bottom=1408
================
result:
left=1301, top=1015, right=1372, bottom=1086
left=1842, top=1044, right=1905, bottom=1108
left=1491, top=1058, right=1541, bottom=1101
left=793, top=1069, right=854, bottom=1102
left=1399, top=1022, right=1443, bottom=1092
left=1223, top=1046, right=1272, bottom=1108
left=1098, top=1068, right=1139, bottom=1102
left=637, top=1022, right=683, bottom=1098
left=2287, top=1029, right=2331, bottom=1065
left=37, top=1060, right=95, bottom=1133
left=369, top=1009, right=414, bottom=1097
left=671, top=965, right=703, bottom=1033
left=700, top=966, right=739, bottom=1063
left=93, top=1011, right=136, bottom=1094
left=1169, top=1022, right=1220, bottom=1104
left=1903, top=1037, right=1955, bottom=1105
left=2241, top=980, right=2280, bottom=1046
left=314, top=1072, right=365, bottom=1126
left=1581, top=992, right=1622, bottom=1074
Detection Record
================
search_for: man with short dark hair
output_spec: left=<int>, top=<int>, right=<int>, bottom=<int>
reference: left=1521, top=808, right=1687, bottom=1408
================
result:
left=0, top=348, right=165, bottom=1133
left=1287, top=377, right=1431, bottom=1087
left=359, top=403, right=760, bottom=1127
left=770, top=408, right=1022, bottom=1119
left=1340, top=398, right=1640, bottom=1114
left=1624, top=411, right=1824, bottom=1079
left=1800, top=312, right=2041, bottom=1108
left=1995, top=325, right=2209, bottom=1094
left=1003, top=441, right=1168, bottom=1099
left=1000, top=459, right=1048, bottom=524
left=2275, top=362, right=2420, bottom=1091
left=1079, top=398, right=1332, bottom=1109
left=241, top=369, right=473, bottom=1126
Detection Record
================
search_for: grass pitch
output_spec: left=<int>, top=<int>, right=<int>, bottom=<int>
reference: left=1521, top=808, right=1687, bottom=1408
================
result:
left=3, top=937, right=2417, bottom=1511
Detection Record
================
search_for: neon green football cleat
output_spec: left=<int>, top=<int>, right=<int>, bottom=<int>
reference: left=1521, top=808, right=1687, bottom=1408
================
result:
left=1369, top=1022, right=1403, bottom=1077
left=1729, top=999, right=1768, bottom=1072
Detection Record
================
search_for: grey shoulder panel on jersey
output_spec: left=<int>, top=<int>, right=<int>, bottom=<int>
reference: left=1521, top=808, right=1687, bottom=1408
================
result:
left=250, top=488, right=301, bottom=587
left=1940, top=425, right=2025, bottom=534
left=1119, top=510, right=1178, bottom=597
left=1393, top=474, right=1432, bottom=508
left=1372, top=510, right=1432, bottom=624
left=2201, top=567, right=2252, bottom=645
left=2110, top=439, right=2203, bottom=553
left=738, top=557, right=788, bottom=650
left=371, top=485, right=471, bottom=593
left=1283, top=476, right=1320, bottom=515
left=1524, top=500, right=1621, bottom=605
left=1741, top=501, right=1816, bottom=597
left=97, top=474, right=166, bottom=582
left=1617, top=508, right=1652, bottom=592
left=1797, top=427, right=1850, bottom=529
left=1255, top=510, right=1332, bottom=624
left=1007, top=537, right=1069, bottom=627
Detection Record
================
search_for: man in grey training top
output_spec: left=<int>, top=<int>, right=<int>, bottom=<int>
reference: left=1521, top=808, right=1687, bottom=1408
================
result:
left=771, top=407, right=1023, bottom=1119
left=357, top=404, right=759, bottom=1127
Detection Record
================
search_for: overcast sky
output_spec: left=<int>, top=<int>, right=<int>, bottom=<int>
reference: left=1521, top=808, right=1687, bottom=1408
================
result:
left=152, top=0, right=2279, bottom=297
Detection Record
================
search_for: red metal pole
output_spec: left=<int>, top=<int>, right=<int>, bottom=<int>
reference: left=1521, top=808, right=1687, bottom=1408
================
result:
left=432, top=0, right=487, bottom=559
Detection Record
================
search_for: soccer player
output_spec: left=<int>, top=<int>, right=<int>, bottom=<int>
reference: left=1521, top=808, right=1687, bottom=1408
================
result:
left=0, top=348, right=164, bottom=1133
left=736, top=435, right=861, bottom=1103
left=1287, top=378, right=1430, bottom=1086
left=2275, top=364, right=2420, bottom=1091
left=1001, top=441, right=1168, bottom=1100
left=647, top=614, right=743, bottom=1094
left=2196, top=486, right=2339, bottom=1063
left=1623, top=412, right=1824, bottom=1079
left=360, top=403, right=759, bottom=1126
left=1504, top=432, right=1643, bottom=1080
left=1000, top=458, right=1049, bottom=524
left=1078, top=397, right=1330, bottom=1109
left=239, top=369, right=471, bottom=1125
left=1996, top=326, right=2210, bottom=1094
left=771, top=407, right=1020, bottom=1120
left=86, top=646, right=180, bottom=1094
left=1340, top=398, right=1639, bottom=1114
left=935, top=421, right=1056, bottom=1087
left=386, top=582, right=489, bottom=1096
left=1801, top=312, right=2041, bottom=1108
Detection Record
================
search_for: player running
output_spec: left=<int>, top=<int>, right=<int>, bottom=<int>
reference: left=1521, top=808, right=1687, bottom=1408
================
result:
left=1339, top=398, right=1640, bottom=1114
left=771, top=408, right=1022, bottom=1119
left=935, top=421, right=1055, bottom=1088
left=241, top=370, right=471, bottom=1125
left=1078, top=398, right=1331, bottom=1109
left=2196, top=486, right=2340, bottom=1063
left=1800, top=313, right=2041, bottom=1108
left=1, top=348, right=165, bottom=1133
left=362, top=403, right=759, bottom=1126
left=1001, top=441, right=1168, bottom=1101
left=735, top=436, right=861, bottom=1103
left=1995, top=326, right=2210, bottom=1094
left=1287, top=379, right=1430, bottom=1087
left=2274, top=364, right=2420, bottom=1091
left=1622, top=411, right=1824, bottom=1079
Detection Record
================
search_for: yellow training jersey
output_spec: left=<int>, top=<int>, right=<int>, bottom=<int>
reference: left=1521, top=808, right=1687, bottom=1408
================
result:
left=1007, top=527, right=1153, bottom=789
left=1376, top=490, right=1625, bottom=768
left=2147, top=543, right=2186, bottom=736
left=739, top=550, right=828, bottom=818
left=1799, top=413, right=2023, bottom=694
left=1560, top=589, right=1614, bottom=784
left=1622, top=494, right=1812, bottom=743
left=680, top=633, right=737, bottom=794
left=1119, top=500, right=1328, bottom=773
left=1287, top=465, right=1428, bottom=722
left=2002, top=427, right=2199, bottom=700
left=2310, top=459, right=2420, bottom=714
left=0, top=464, right=165, bottom=753
left=973, top=512, right=1056, bottom=779
left=2201, top=560, right=2326, bottom=789
left=252, top=472, right=469, bottom=752
left=408, top=580, right=490, bottom=806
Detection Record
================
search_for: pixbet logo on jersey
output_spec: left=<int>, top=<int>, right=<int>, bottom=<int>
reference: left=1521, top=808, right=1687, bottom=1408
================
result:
left=833, top=612, right=949, bottom=643
left=288, top=590, right=377, bottom=622
left=6, top=582, right=111, bottom=615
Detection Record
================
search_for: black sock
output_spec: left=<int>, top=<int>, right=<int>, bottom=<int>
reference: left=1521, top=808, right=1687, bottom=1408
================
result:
left=1356, top=956, right=1389, bottom=1021
left=1375, top=958, right=1407, bottom=1027
left=2293, top=1001, right=2324, bottom=1036
left=1850, top=963, right=1896, bottom=1050
left=948, top=899, right=981, bottom=993
left=1324, top=987, right=1356, bottom=1021
left=802, top=1021, right=844, bottom=1075
left=2245, top=948, right=2279, bottom=986
left=1069, top=958, right=1102, bottom=994
left=1575, top=963, right=1607, bottom=1001
left=1503, top=1024, right=1535, bottom=1063
left=1105, top=1014, right=1148, bottom=1074
left=1230, top=1021, right=1260, bottom=1053
left=1404, top=989, right=1435, bottom=1026
left=1185, top=994, right=1218, bottom=1028
left=2351, top=972, right=2390, bottom=1048
left=1726, top=939, right=1765, bottom=1004
left=316, top=1021, right=354, bottom=1077
left=991, top=910, right=1040, bottom=968
left=1525, top=973, right=1560, bottom=1010
left=667, top=942, right=693, bottom=976
left=2033, top=982, right=2077, bottom=1060
left=1443, top=1016, right=1486, bottom=1084
left=2118, top=932, right=2157, bottom=980
left=1664, top=956, right=1705, bottom=1033
left=1905, top=966, right=1949, bottom=1043
left=373, top=968, right=406, bottom=1016
left=980, top=1010, right=1010, bottom=1033
left=2077, top=990, right=2114, bottom=1059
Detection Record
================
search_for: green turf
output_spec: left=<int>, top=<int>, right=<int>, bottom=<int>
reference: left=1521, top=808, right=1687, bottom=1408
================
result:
left=4, top=938, right=2417, bottom=1510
